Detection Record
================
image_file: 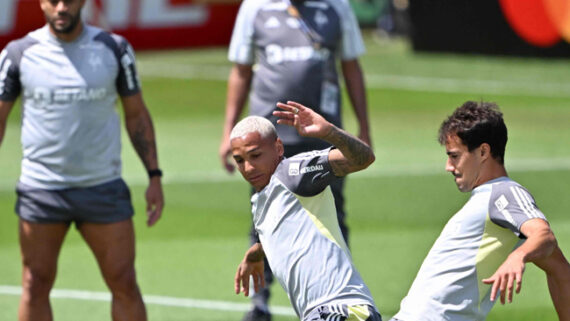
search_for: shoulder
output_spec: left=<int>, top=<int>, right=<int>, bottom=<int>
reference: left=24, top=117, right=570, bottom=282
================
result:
left=89, top=26, right=132, bottom=57
left=3, top=34, right=40, bottom=61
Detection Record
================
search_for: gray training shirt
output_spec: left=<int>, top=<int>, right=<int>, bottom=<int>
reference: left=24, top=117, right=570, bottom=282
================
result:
left=394, top=176, right=547, bottom=321
left=228, top=0, right=365, bottom=146
left=0, top=24, right=140, bottom=189
left=251, top=149, right=377, bottom=319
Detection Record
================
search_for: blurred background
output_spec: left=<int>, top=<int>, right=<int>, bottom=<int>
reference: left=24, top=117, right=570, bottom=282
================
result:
left=0, top=0, right=569, bottom=320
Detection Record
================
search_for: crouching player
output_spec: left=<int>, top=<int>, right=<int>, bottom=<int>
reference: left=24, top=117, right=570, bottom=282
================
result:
left=231, top=101, right=381, bottom=321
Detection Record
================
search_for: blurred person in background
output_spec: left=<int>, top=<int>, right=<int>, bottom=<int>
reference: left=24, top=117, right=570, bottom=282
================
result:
left=219, top=1, right=371, bottom=319
left=0, top=0, right=164, bottom=320
left=232, top=101, right=380, bottom=321
left=391, top=101, right=570, bottom=321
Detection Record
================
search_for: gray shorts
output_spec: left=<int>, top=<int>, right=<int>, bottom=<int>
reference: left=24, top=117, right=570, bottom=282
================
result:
left=15, top=178, right=134, bottom=224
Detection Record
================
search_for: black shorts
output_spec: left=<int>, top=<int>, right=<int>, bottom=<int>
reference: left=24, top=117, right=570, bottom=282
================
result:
left=15, top=178, right=134, bottom=224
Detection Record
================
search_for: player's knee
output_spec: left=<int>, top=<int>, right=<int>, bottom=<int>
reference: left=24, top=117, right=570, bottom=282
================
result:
left=105, top=266, right=139, bottom=296
left=21, top=267, right=55, bottom=299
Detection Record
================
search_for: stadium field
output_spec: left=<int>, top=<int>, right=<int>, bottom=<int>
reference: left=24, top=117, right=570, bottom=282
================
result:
left=0, top=34, right=569, bottom=320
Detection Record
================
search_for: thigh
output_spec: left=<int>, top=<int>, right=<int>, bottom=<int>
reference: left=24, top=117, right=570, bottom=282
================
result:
left=19, top=220, right=69, bottom=275
left=78, top=219, right=136, bottom=278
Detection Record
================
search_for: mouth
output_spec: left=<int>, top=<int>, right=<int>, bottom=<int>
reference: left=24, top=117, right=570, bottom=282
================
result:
left=247, top=174, right=264, bottom=184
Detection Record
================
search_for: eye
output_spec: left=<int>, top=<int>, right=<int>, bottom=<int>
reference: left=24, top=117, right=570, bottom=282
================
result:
left=250, top=153, right=261, bottom=159
left=233, top=157, right=244, bottom=164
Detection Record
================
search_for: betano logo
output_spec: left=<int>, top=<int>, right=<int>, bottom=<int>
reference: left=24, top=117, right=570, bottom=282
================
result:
left=500, top=0, right=570, bottom=47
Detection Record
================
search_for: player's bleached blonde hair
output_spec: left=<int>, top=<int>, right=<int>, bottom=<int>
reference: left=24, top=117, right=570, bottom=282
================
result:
left=230, top=116, right=277, bottom=140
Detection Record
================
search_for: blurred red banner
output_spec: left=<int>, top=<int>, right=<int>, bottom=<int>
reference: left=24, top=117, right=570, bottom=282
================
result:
left=0, top=0, right=240, bottom=50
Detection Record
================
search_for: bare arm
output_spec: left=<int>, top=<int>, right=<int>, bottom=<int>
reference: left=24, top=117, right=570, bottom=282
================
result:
left=483, top=218, right=558, bottom=304
left=234, top=242, right=265, bottom=297
left=0, top=100, right=15, bottom=147
left=274, top=101, right=375, bottom=177
left=341, top=59, right=371, bottom=146
left=219, top=63, right=253, bottom=173
left=535, top=245, right=570, bottom=320
left=121, top=92, right=164, bottom=226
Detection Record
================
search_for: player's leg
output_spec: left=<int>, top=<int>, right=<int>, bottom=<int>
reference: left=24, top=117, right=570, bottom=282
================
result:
left=78, top=219, right=146, bottom=321
left=18, top=220, right=69, bottom=321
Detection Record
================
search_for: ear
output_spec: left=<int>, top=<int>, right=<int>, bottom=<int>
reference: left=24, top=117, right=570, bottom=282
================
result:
left=276, top=138, right=284, bottom=157
left=479, top=143, right=491, bottom=161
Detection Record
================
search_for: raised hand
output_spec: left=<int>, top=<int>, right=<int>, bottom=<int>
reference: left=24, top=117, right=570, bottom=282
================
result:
left=273, top=101, right=333, bottom=139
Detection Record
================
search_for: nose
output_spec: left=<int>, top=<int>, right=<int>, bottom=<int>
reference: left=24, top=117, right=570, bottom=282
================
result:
left=445, top=158, right=455, bottom=173
left=55, top=1, right=68, bottom=12
left=244, top=160, right=255, bottom=174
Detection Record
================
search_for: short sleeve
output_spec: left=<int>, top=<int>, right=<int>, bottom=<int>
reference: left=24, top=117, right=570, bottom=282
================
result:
left=227, top=0, right=261, bottom=64
left=334, top=0, right=365, bottom=60
left=0, top=43, right=22, bottom=101
left=94, top=32, right=141, bottom=96
left=276, top=148, right=338, bottom=197
left=114, top=37, right=141, bottom=96
left=489, top=183, right=547, bottom=237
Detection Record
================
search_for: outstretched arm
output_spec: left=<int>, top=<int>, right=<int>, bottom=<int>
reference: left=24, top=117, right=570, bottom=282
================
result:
left=482, top=218, right=559, bottom=305
left=235, top=242, right=265, bottom=297
left=0, top=100, right=15, bottom=147
left=219, top=64, right=253, bottom=173
left=121, top=92, right=164, bottom=227
left=535, top=245, right=570, bottom=320
left=274, top=101, right=375, bottom=176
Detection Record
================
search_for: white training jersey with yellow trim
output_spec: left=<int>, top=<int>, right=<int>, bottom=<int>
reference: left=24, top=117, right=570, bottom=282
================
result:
left=250, top=148, right=377, bottom=319
left=394, top=176, right=547, bottom=321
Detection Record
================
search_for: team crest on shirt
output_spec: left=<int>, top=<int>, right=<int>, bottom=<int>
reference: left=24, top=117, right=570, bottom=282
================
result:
left=495, top=194, right=509, bottom=211
left=289, top=162, right=300, bottom=176
left=88, top=52, right=103, bottom=71
left=314, top=10, right=328, bottom=27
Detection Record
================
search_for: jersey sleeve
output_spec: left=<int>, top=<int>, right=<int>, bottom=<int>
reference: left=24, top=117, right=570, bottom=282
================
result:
left=0, top=42, right=22, bottom=101
left=113, top=36, right=141, bottom=96
left=227, top=0, right=260, bottom=64
left=334, top=0, right=365, bottom=60
left=489, top=183, right=547, bottom=237
left=276, top=148, right=338, bottom=197
left=95, top=32, right=141, bottom=96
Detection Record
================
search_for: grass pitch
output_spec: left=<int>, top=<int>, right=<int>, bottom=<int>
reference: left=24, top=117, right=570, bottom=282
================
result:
left=0, top=34, right=569, bottom=320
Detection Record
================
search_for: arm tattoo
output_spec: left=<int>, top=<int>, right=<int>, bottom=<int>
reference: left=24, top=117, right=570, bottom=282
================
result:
left=325, top=126, right=373, bottom=175
left=129, top=113, right=158, bottom=170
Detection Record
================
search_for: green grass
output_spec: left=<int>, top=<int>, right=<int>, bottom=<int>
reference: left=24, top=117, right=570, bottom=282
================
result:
left=0, top=34, right=569, bottom=320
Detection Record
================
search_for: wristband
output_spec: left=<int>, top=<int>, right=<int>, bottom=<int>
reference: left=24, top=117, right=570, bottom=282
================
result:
left=148, top=169, right=163, bottom=178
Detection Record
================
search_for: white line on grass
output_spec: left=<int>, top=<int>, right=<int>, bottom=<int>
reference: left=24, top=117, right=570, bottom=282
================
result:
left=0, top=157, right=569, bottom=191
left=0, top=285, right=296, bottom=316
left=137, top=62, right=570, bottom=97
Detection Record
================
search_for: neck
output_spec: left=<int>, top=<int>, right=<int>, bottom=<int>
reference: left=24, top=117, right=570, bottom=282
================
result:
left=49, top=21, right=84, bottom=42
left=474, top=161, right=508, bottom=188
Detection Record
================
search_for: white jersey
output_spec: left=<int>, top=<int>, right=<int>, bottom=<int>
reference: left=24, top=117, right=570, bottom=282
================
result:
left=394, top=176, right=547, bottom=321
left=251, top=149, right=377, bottom=319
left=0, top=24, right=141, bottom=189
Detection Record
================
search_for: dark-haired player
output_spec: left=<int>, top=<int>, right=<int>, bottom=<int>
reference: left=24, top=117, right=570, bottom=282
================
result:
left=391, top=101, right=570, bottom=321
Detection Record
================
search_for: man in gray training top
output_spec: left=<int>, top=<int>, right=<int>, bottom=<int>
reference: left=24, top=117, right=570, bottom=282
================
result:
left=0, top=0, right=164, bottom=320
left=220, top=1, right=371, bottom=319
left=391, top=101, right=570, bottom=321
left=232, top=101, right=380, bottom=321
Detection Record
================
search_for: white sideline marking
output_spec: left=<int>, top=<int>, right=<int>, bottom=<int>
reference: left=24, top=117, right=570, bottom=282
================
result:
left=0, top=285, right=296, bottom=316
left=137, top=62, right=570, bottom=97
left=0, top=157, right=569, bottom=191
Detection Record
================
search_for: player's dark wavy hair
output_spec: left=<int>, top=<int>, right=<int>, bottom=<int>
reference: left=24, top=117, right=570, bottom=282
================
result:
left=438, top=101, right=508, bottom=164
